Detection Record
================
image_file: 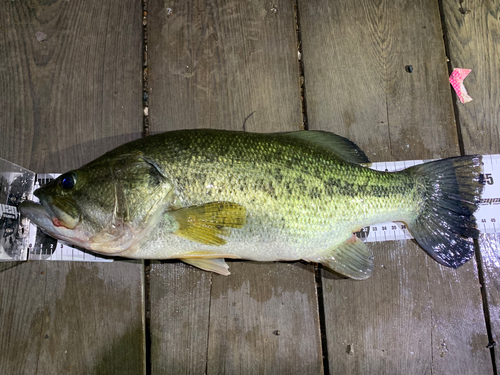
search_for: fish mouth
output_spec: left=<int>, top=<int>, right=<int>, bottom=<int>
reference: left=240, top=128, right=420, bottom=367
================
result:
left=20, top=200, right=92, bottom=250
left=19, top=200, right=63, bottom=234
left=33, top=187, right=81, bottom=230
left=19, top=200, right=79, bottom=233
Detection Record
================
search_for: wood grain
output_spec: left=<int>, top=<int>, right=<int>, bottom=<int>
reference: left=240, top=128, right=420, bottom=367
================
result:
left=479, top=233, right=500, bottom=369
left=147, top=0, right=323, bottom=373
left=441, top=0, right=500, bottom=155
left=148, top=0, right=302, bottom=133
left=298, top=0, right=392, bottom=160
left=0, top=0, right=144, bottom=373
left=149, top=262, right=212, bottom=374
left=299, top=0, right=493, bottom=373
left=322, top=242, right=432, bottom=374
left=441, top=0, right=500, bottom=370
left=0, top=262, right=145, bottom=374
left=0, top=0, right=142, bottom=171
left=207, top=262, right=322, bottom=374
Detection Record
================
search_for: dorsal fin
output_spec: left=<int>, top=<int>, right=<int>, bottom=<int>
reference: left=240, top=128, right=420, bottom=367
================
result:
left=280, top=131, right=371, bottom=165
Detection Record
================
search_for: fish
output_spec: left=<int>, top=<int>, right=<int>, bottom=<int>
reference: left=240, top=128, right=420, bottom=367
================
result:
left=19, top=129, right=483, bottom=279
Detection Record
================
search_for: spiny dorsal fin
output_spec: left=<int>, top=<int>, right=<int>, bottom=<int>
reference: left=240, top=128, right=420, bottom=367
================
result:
left=170, top=202, right=246, bottom=246
left=312, top=236, right=374, bottom=280
left=280, top=131, right=371, bottom=165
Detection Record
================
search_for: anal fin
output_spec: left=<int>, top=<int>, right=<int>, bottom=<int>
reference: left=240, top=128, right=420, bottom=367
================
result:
left=181, top=258, right=230, bottom=276
left=313, top=237, right=374, bottom=280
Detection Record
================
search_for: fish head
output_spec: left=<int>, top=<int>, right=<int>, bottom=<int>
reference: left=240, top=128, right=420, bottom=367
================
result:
left=20, top=169, right=98, bottom=248
left=20, top=153, right=174, bottom=254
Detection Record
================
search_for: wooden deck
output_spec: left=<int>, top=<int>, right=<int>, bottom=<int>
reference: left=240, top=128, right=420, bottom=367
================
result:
left=0, top=0, right=498, bottom=373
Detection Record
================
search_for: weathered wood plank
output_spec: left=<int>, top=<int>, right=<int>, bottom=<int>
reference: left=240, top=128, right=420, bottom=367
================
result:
left=207, top=262, right=323, bottom=374
left=0, top=0, right=144, bottom=373
left=321, top=242, right=432, bottom=374
left=297, top=0, right=391, bottom=161
left=479, top=233, right=500, bottom=368
left=299, top=0, right=493, bottom=373
left=441, top=0, right=500, bottom=370
left=441, top=0, right=500, bottom=156
left=0, top=262, right=145, bottom=374
left=148, top=0, right=323, bottom=373
left=148, top=0, right=302, bottom=133
left=149, top=262, right=212, bottom=374
left=0, top=0, right=142, bottom=171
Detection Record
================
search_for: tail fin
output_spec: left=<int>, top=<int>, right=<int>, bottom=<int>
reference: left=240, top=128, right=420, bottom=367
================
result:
left=404, top=155, right=483, bottom=268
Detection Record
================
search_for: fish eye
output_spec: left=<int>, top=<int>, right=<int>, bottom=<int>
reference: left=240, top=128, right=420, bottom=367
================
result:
left=59, top=172, right=77, bottom=190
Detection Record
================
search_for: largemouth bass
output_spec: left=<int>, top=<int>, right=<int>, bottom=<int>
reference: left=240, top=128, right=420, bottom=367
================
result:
left=20, top=130, right=483, bottom=279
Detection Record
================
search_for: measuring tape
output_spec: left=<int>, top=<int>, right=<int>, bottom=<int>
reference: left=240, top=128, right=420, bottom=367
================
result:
left=3, top=155, right=499, bottom=262
left=0, top=160, right=34, bottom=261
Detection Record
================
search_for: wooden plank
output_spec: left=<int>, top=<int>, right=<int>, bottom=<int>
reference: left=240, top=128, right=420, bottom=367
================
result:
left=149, top=261, right=212, bottom=374
left=148, top=0, right=302, bottom=133
left=207, top=262, right=323, bottom=374
left=147, top=0, right=323, bottom=373
left=479, top=233, right=500, bottom=368
left=321, top=242, right=432, bottom=374
left=0, top=0, right=145, bottom=373
left=299, top=0, right=493, bottom=373
left=441, top=0, right=500, bottom=370
left=441, top=0, right=500, bottom=156
left=0, top=262, right=145, bottom=374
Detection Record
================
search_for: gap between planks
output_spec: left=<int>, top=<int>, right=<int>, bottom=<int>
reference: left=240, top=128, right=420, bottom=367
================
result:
left=294, top=0, right=330, bottom=371
left=142, top=1, right=152, bottom=375
left=437, top=1, right=498, bottom=374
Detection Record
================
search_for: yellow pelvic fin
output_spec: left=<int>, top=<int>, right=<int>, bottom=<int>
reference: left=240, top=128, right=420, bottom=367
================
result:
left=180, top=258, right=231, bottom=275
left=170, top=202, right=246, bottom=246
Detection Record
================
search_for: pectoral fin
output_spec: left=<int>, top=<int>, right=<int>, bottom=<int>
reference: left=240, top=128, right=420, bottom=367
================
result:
left=181, top=258, right=231, bottom=276
left=311, top=237, right=374, bottom=280
left=170, top=202, right=246, bottom=245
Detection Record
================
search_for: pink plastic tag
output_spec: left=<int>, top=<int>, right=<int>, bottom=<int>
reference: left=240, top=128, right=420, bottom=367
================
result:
left=449, top=68, right=472, bottom=103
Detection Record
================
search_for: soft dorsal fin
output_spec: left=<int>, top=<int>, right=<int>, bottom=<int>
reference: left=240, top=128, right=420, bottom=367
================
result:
left=280, top=131, right=371, bottom=165
left=308, top=236, right=374, bottom=280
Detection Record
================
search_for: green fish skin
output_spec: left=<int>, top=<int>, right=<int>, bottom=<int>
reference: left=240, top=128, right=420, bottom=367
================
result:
left=19, top=129, right=483, bottom=279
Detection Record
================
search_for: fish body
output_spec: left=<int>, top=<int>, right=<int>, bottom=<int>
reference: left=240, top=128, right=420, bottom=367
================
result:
left=20, top=130, right=483, bottom=279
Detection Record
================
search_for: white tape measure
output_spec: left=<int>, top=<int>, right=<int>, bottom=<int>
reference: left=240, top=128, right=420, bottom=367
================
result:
left=475, top=154, right=499, bottom=234
left=0, top=203, right=18, bottom=220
